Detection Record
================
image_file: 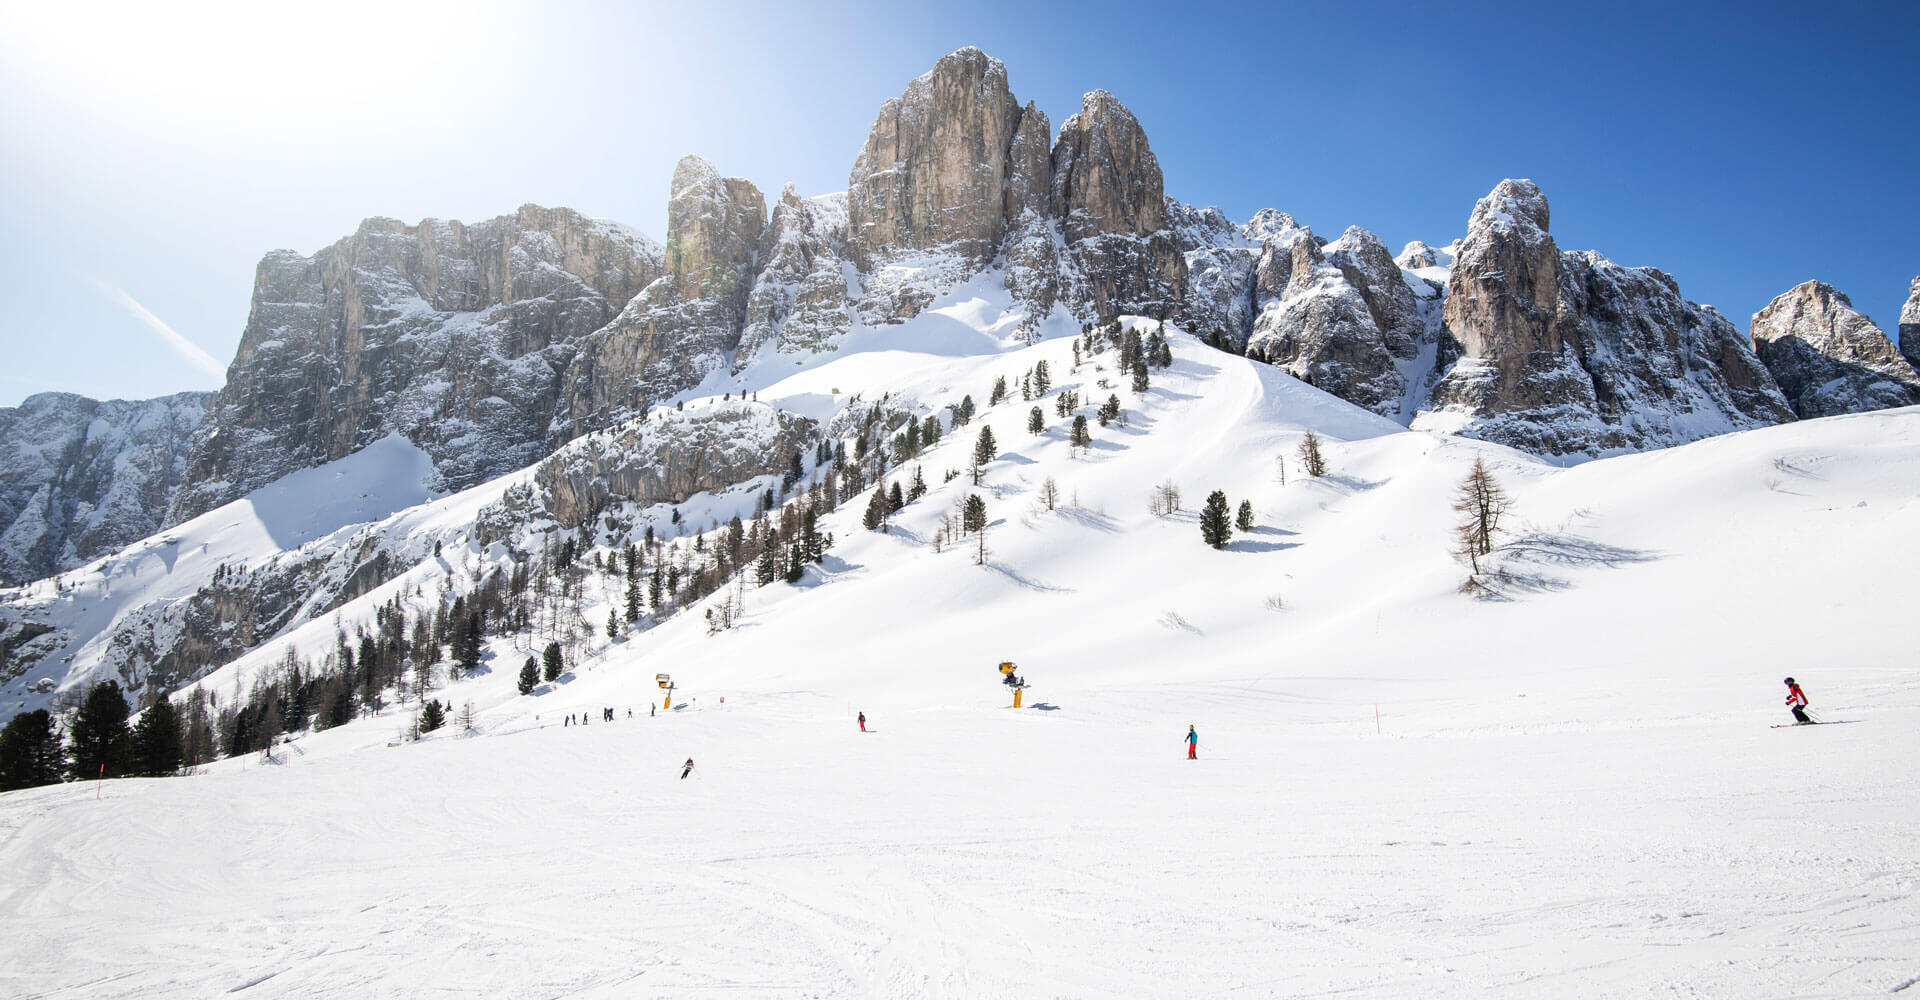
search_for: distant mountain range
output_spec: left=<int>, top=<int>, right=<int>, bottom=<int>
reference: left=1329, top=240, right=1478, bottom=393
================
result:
left=3, top=48, right=1918, bottom=716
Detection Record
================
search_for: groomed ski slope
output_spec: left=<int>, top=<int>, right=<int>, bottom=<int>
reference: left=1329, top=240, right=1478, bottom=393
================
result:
left=3, top=309, right=1918, bottom=998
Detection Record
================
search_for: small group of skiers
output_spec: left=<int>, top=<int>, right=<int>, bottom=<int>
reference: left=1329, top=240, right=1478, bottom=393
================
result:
left=561, top=707, right=634, bottom=726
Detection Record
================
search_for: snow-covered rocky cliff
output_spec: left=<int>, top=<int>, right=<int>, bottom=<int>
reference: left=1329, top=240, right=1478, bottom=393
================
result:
left=0, top=391, right=211, bottom=586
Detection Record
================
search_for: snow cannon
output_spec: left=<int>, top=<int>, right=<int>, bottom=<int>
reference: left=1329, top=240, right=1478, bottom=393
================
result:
left=999, top=662, right=1027, bottom=708
left=657, top=673, right=675, bottom=710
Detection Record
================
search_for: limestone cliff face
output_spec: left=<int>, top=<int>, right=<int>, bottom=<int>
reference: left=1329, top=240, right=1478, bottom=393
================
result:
left=1751, top=281, right=1920, bottom=418
left=1899, top=276, right=1920, bottom=371
left=557, top=157, right=767, bottom=439
left=1047, top=90, right=1186, bottom=321
left=1246, top=227, right=1424, bottom=418
left=170, top=205, right=661, bottom=522
left=0, top=391, right=211, bottom=585
left=737, top=188, right=853, bottom=366
left=846, top=47, right=1021, bottom=273
left=1424, top=179, right=1793, bottom=455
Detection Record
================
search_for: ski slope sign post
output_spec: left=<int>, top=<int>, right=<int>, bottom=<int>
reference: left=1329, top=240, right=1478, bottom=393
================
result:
left=656, top=673, right=675, bottom=710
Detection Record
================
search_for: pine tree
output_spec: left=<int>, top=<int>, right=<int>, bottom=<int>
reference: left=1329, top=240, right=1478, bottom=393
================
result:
left=0, top=709, right=64, bottom=791
left=1070, top=414, right=1091, bottom=452
left=606, top=608, right=619, bottom=640
left=888, top=481, right=905, bottom=512
left=907, top=465, right=928, bottom=503
left=971, top=426, right=998, bottom=485
left=1200, top=490, right=1233, bottom=549
left=418, top=699, right=446, bottom=733
left=1099, top=393, right=1122, bottom=426
left=518, top=657, right=540, bottom=695
left=67, top=680, right=133, bottom=780
left=1132, top=363, right=1150, bottom=395
left=989, top=375, right=1008, bottom=406
left=542, top=641, right=564, bottom=683
left=962, top=493, right=988, bottom=534
left=755, top=542, right=778, bottom=586
left=863, top=483, right=890, bottom=532
left=1298, top=431, right=1328, bottom=478
left=1033, top=359, right=1051, bottom=394
left=1236, top=499, right=1255, bottom=532
left=130, top=697, right=184, bottom=777
left=1028, top=406, right=1045, bottom=435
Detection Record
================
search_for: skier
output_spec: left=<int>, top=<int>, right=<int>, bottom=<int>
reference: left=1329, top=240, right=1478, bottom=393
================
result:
left=680, top=757, right=695, bottom=780
left=858, top=711, right=866, bottom=732
left=1186, top=725, right=1199, bottom=760
left=1784, top=677, right=1811, bottom=724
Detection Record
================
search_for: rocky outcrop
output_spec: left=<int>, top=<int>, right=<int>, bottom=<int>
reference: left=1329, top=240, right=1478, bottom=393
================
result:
left=1245, top=227, right=1427, bottom=418
left=533, top=401, right=817, bottom=531
left=737, top=188, right=853, bottom=366
left=1424, top=179, right=1793, bottom=455
left=170, top=205, right=662, bottom=523
left=1750, top=281, right=1920, bottom=418
left=0, top=391, right=212, bottom=585
left=1900, top=276, right=1920, bottom=371
left=557, top=158, right=766, bottom=438
left=1048, top=91, right=1185, bottom=321
left=846, top=47, right=1021, bottom=274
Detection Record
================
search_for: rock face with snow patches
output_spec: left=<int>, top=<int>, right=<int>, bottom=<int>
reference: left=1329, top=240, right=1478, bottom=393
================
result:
left=1246, top=227, right=1427, bottom=418
left=557, top=157, right=769, bottom=438
left=1424, top=179, right=1792, bottom=455
left=1750, top=281, right=1920, bottom=419
left=1898, top=276, right=1920, bottom=372
left=0, top=391, right=212, bottom=585
left=169, top=205, right=663, bottom=523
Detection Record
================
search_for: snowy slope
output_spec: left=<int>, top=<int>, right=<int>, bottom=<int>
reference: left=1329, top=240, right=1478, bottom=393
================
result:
left=2, top=279, right=1917, bottom=997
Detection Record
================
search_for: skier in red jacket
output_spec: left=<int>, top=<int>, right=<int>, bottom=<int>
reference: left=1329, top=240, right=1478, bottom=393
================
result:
left=1784, top=677, right=1811, bottom=724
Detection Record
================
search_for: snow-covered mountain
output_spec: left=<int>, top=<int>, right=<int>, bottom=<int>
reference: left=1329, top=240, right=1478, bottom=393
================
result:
left=0, top=390, right=211, bottom=586
left=3, top=280, right=1917, bottom=996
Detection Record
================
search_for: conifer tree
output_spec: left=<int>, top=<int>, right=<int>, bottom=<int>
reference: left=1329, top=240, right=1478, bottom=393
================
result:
left=0, top=709, right=64, bottom=791
left=1200, top=490, right=1233, bottom=549
left=606, top=608, right=620, bottom=640
left=1236, top=499, right=1256, bottom=532
left=1070, top=414, right=1092, bottom=452
left=1132, top=363, right=1150, bottom=395
left=1028, top=406, right=1045, bottom=435
left=1452, top=456, right=1511, bottom=574
left=755, top=541, right=778, bottom=586
left=989, top=376, right=1007, bottom=406
left=1298, top=431, right=1328, bottom=478
left=907, top=465, right=928, bottom=503
left=418, top=699, right=446, bottom=733
left=130, top=696, right=184, bottom=777
left=863, top=483, right=891, bottom=532
left=962, top=493, right=988, bottom=534
left=542, top=641, right=564, bottom=683
left=888, top=481, right=905, bottom=512
left=67, top=680, right=133, bottom=780
left=1033, top=359, right=1051, bottom=394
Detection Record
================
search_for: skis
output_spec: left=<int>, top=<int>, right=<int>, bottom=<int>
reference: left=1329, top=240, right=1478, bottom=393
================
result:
left=1771, top=720, right=1857, bottom=728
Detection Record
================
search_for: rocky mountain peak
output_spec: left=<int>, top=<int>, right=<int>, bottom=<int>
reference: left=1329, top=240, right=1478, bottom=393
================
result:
left=845, top=46, right=1021, bottom=272
left=1750, top=280, right=1920, bottom=418
left=1049, top=89, right=1167, bottom=240
left=1468, top=178, right=1551, bottom=239
left=665, top=155, right=766, bottom=303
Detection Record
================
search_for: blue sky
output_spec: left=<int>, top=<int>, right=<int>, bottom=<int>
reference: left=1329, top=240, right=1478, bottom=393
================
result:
left=2, top=0, right=1913, bottom=407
